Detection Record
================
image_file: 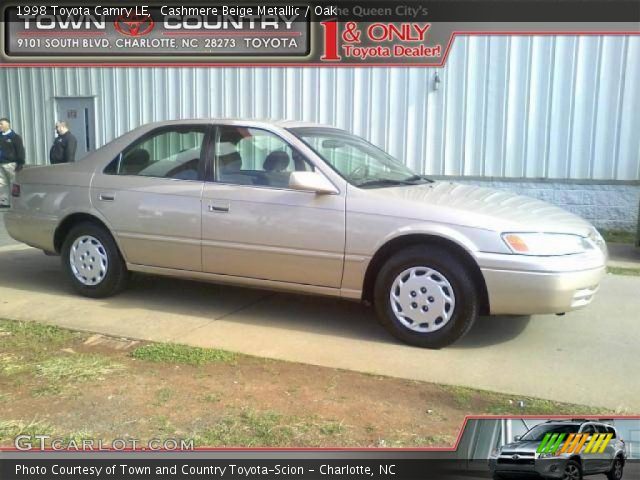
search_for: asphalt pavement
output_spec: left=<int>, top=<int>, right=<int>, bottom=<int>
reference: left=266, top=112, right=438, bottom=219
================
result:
left=0, top=212, right=639, bottom=411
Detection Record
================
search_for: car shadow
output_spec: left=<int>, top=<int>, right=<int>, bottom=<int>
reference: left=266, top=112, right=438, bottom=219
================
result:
left=0, top=248, right=529, bottom=349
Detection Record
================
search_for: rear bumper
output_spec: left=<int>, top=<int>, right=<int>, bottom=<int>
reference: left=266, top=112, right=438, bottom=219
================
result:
left=477, top=249, right=607, bottom=315
left=4, top=210, right=57, bottom=252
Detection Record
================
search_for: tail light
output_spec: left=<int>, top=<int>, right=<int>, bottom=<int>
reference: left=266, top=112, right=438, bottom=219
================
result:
left=11, top=183, right=20, bottom=197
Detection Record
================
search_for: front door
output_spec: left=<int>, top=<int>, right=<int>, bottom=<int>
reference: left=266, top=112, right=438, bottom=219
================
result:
left=55, top=97, right=96, bottom=160
left=201, top=125, right=346, bottom=288
left=92, top=125, right=210, bottom=271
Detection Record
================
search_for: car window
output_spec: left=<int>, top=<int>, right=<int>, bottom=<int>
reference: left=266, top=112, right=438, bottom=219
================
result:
left=607, top=426, right=617, bottom=438
left=108, top=127, right=206, bottom=180
left=519, top=424, right=580, bottom=441
left=290, top=127, right=431, bottom=188
left=213, top=126, right=312, bottom=188
left=581, top=424, right=596, bottom=434
left=594, top=425, right=609, bottom=434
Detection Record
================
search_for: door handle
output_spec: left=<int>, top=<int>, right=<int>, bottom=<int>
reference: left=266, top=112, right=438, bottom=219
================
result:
left=99, top=193, right=116, bottom=202
left=208, top=202, right=230, bottom=213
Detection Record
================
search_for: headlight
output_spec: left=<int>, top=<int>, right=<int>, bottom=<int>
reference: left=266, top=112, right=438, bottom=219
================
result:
left=538, top=452, right=558, bottom=459
left=502, top=233, right=592, bottom=256
left=490, top=447, right=501, bottom=457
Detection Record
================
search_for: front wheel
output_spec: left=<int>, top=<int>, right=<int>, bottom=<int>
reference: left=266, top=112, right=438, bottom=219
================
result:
left=607, top=457, right=624, bottom=480
left=373, top=245, right=479, bottom=348
left=61, top=222, right=129, bottom=298
left=563, top=460, right=583, bottom=480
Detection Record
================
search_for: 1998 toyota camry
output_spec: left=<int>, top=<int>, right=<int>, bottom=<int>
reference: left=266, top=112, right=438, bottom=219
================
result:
left=5, top=120, right=608, bottom=348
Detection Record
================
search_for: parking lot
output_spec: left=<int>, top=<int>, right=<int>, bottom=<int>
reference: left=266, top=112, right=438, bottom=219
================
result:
left=1, top=212, right=639, bottom=411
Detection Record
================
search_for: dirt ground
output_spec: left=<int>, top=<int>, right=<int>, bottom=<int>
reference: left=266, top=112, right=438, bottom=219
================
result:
left=0, top=319, right=610, bottom=449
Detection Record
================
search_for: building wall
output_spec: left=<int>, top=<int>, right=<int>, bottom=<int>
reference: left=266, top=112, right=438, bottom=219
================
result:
left=1, top=35, right=639, bottom=229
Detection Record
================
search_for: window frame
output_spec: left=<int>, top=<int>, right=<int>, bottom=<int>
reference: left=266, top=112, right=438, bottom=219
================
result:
left=207, top=124, right=322, bottom=192
left=105, top=124, right=214, bottom=182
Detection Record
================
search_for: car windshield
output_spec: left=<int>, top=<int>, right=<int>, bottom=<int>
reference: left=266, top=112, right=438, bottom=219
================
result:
left=520, top=424, right=581, bottom=441
left=290, top=127, right=431, bottom=188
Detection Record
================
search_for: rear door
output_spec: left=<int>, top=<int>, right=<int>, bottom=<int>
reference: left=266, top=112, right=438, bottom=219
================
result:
left=579, top=424, right=598, bottom=473
left=92, top=124, right=211, bottom=271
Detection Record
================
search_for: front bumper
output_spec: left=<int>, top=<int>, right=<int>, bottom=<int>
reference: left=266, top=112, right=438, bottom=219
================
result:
left=477, top=248, right=607, bottom=315
left=489, top=456, right=568, bottom=479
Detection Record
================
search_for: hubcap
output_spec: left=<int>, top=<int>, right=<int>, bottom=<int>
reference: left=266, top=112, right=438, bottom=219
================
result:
left=69, top=235, right=108, bottom=286
left=389, top=266, right=456, bottom=333
left=564, top=464, right=580, bottom=480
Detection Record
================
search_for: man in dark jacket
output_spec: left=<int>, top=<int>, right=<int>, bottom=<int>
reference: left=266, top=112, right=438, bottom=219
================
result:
left=0, top=117, right=25, bottom=208
left=50, top=121, right=78, bottom=164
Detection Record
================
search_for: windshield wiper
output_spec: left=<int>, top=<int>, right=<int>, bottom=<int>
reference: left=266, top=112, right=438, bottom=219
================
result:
left=356, top=179, right=416, bottom=188
left=403, top=174, right=433, bottom=183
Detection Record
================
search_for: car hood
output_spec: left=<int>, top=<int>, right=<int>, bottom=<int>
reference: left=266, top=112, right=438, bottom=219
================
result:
left=501, top=441, right=541, bottom=453
left=368, top=181, right=594, bottom=236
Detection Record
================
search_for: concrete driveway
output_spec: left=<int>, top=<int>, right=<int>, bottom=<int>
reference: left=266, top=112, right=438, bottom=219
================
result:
left=0, top=239, right=638, bottom=412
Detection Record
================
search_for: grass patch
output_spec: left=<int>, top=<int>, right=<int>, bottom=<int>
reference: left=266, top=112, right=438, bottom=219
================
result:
left=608, top=266, right=640, bottom=277
left=202, top=392, right=222, bottom=404
left=0, top=419, right=52, bottom=442
left=441, top=385, right=603, bottom=415
left=601, top=229, right=637, bottom=245
left=131, top=343, right=236, bottom=366
left=192, top=410, right=352, bottom=447
left=318, top=420, right=345, bottom=436
left=35, top=355, right=125, bottom=382
left=0, top=320, right=76, bottom=350
left=153, top=388, right=173, bottom=406
left=377, top=433, right=455, bottom=448
left=193, top=409, right=295, bottom=447
left=0, top=353, right=30, bottom=377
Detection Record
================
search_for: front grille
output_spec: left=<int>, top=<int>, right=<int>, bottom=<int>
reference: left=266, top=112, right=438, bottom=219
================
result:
left=497, top=458, right=535, bottom=465
left=501, top=451, right=534, bottom=457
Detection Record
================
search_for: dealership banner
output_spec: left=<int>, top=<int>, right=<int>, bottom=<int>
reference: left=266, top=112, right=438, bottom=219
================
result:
left=1, top=1, right=639, bottom=65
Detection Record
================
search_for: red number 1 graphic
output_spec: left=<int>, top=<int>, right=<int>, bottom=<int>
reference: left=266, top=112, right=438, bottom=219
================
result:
left=320, top=21, right=341, bottom=61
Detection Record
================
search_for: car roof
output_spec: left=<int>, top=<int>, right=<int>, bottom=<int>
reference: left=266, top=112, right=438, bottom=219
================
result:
left=131, top=118, right=340, bottom=130
left=541, top=420, right=614, bottom=427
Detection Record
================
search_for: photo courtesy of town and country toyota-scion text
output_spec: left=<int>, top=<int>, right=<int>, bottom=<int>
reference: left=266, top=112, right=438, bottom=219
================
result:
left=0, top=1, right=639, bottom=479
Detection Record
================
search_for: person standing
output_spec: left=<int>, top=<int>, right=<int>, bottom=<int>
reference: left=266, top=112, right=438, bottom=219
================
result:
left=0, top=118, right=25, bottom=208
left=50, top=121, right=78, bottom=164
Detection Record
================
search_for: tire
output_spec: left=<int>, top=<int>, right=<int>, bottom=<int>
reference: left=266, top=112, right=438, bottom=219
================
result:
left=606, top=457, right=624, bottom=480
left=563, top=460, right=582, bottom=480
left=61, top=222, right=129, bottom=298
left=373, top=245, right=479, bottom=348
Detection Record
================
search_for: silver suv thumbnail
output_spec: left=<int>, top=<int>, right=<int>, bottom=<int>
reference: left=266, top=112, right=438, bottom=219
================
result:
left=489, top=420, right=626, bottom=480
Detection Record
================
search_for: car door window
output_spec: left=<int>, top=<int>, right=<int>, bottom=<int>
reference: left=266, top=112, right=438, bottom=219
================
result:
left=108, top=127, right=207, bottom=180
left=581, top=424, right=596, bottom=435
left=213, top=126, right=312, bottom=188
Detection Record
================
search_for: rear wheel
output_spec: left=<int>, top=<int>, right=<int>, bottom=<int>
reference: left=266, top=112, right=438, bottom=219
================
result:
left=373, top=245, right=479, bottom=348
left=61, top=222, right=129, bottom=298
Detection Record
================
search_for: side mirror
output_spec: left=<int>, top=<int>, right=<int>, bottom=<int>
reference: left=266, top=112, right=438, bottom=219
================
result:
left=289, top=171, right=338, bottom=195
left=514, top=436, right=522, bottom=442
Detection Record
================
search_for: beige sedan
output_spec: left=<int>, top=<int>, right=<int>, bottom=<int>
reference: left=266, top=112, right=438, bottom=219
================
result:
left=5, top=120, right=607, bottom=348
